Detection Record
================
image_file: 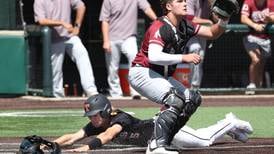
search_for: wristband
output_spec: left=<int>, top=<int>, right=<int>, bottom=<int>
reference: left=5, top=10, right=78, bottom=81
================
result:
left=217, top=19, right=229, bottom=29
left=88, top=138, right=102, bottom=149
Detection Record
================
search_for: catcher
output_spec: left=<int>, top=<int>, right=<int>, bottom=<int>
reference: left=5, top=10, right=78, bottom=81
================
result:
left=128, top=0, right=239, bottom=153
left=18, top=0, right=242, bottom=153
left=49, top=94, right=252, bottom=152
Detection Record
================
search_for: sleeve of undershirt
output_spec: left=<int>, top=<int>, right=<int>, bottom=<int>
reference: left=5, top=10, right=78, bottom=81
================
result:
left=148, top=43, right=183, bottom=66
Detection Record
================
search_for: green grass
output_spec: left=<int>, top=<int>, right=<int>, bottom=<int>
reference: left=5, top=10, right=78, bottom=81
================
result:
left=0, top=107, right=273, bottom=138
left=185, top=107, right=274, bottom=138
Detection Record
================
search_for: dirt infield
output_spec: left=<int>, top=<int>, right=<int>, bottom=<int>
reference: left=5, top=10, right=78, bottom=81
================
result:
left=0, top=95, right=274, bottom=153
left=1, top=138, right=274, bottom=154
left=1, top=95, right=274, bottom=110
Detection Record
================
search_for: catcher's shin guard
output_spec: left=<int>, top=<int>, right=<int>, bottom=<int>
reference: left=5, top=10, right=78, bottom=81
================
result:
left=171, top=90, right=202, bottom=141
left=173, top=90, right=201, bottom=134
left=149, top=89, right=202, bottom=150
left=149, top=88, right=186, bottom=150
left=149, top=106, right=181, bottom=150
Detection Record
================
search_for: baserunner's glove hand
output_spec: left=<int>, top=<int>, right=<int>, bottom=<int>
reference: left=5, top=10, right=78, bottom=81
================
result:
left=211, top=0, right=240, bottom=19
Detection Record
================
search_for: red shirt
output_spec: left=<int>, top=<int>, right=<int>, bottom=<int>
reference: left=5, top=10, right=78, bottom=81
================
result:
left=241, top=0, right=274, bottom=38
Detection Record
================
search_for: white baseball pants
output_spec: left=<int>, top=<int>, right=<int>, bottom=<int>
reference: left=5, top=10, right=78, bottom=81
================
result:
left=105, top=36, right=139, bottom=97
left=51, top=36, right=98, bottom=97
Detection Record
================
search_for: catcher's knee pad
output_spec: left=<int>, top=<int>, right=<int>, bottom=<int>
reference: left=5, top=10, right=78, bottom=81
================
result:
left=161, top=89, right=202, bottom=133
left=162, top=88, right=186, bottom=112
left=162, top=88, right=201, bottom=115
left=183, top=90, right=202, bottom=118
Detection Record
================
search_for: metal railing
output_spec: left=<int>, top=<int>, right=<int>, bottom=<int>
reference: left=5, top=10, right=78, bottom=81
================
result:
left=226, top=24, right=274, bottom=33
left=26, top=25, right=53, bottom=97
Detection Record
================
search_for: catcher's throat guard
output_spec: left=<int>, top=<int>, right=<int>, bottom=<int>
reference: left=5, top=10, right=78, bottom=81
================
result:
left=212, top=0, right=240, bottom=18
left=19, top=135, right=61, bottom=154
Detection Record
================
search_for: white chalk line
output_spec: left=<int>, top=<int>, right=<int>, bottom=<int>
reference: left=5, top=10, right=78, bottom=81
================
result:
left=0, top=111, right=135, bottom=117
left=181, top=144, right=274, bottom=150
left=1, top=143, right=274, bottom=152
left=0, top=110, right=82, bottom=117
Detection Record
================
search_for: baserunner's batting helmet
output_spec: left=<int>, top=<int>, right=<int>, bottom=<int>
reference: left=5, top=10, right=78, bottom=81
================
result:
left=84, top=94, right=112, bottom=118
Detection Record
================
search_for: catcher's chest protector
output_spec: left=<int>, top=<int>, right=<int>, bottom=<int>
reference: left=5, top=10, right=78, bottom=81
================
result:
left=160, top=18, right=193, bottom=54
left=150, top=18, right=195, bottom=77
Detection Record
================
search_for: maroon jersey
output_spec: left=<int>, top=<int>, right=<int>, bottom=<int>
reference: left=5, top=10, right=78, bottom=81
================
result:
left=132, top=17, right=200, bottom=77
left=241, top=0, right=274, bottom=38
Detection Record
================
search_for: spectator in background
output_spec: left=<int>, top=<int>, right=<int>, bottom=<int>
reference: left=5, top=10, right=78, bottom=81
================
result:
left=186, top=0, right=213, bottom=89
left=33, top=0, right=98, bottom=98
left=99, top=0, right=157, bottom=99
left=241, top=0, right=274, bottom=89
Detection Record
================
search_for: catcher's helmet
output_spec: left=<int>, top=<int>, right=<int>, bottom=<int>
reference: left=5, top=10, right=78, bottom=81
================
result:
left=84, top=94, right=112, bottom=118
left=19, top=136, right=44, bottom=154
left=19, top=135, right=61, bottom=154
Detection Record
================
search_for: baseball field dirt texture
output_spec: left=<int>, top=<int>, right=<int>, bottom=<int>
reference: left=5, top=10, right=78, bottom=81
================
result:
left=0, top=95, right=274, bottom=154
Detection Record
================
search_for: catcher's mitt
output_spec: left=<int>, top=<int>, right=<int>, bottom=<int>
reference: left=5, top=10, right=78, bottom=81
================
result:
left=19, top=135, right=61, bottom=154
left=211, top=0, right=240, bottom=19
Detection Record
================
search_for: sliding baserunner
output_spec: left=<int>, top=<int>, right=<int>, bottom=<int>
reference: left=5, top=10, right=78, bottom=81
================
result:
left=51, top=94, right=252, bottom=152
